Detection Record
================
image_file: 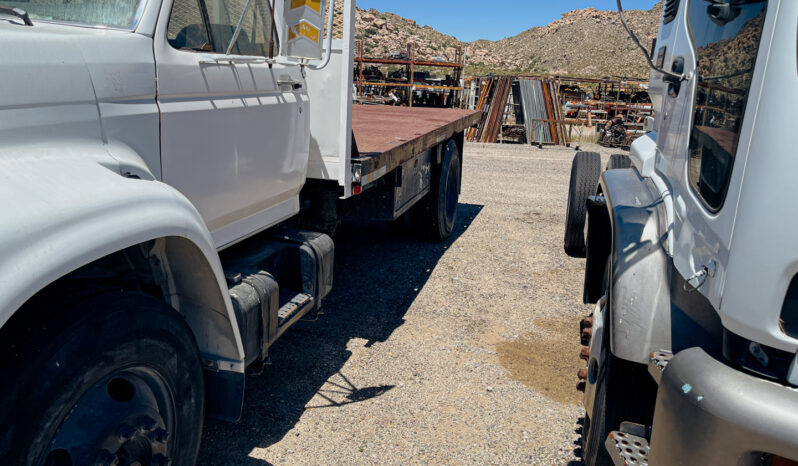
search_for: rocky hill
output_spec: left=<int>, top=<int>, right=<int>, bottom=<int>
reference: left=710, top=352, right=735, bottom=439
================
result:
left=336, top=2, right=663, bottom=79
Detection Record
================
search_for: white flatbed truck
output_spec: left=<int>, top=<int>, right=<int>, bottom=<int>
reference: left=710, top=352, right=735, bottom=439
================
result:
left=0, top=0, right=479, bottom=463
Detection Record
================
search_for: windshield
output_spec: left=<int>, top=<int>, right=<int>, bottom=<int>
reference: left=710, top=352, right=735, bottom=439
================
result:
left=1, top=0, right=145, bottom=29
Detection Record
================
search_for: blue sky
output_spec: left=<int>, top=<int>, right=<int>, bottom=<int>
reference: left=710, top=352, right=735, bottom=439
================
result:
left=355, top=1, right=660, bottom=42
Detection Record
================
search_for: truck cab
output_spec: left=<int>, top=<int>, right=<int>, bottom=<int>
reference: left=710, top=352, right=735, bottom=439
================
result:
left=564, top=0, right=798, bottom=464
left=1, top=0, right=316, bottom=247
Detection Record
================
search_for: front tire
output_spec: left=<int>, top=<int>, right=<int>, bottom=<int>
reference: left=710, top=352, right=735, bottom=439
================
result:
left=581, top=268, right=658, bottom=466
left=0, top=291, right=205, bottom=465
left=583, top=346, right=657, bottom=466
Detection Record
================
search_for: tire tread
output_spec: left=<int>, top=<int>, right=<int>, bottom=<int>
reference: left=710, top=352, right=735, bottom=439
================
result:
left=564, top=152, right=602, bottom=257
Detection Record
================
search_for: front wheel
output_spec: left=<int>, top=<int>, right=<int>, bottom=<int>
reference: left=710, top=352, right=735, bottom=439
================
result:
left=0, top=291, right=205, bottom=465
left=581, top=306, right=657, bottom=466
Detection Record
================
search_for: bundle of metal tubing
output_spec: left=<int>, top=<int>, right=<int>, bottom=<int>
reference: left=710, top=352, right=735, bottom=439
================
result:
left=467, top=76, right=568, bottom=145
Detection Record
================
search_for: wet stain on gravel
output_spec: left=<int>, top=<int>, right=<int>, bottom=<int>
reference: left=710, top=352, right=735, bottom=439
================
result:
left=497, top=316, right=583, bottom=406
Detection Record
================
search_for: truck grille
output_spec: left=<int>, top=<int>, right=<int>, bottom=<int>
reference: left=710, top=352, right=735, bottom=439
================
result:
left=663, top=0, right=678, bottom=24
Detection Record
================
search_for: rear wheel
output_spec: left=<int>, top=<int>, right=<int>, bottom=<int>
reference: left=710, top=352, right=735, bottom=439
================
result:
left=417, top=140, right=461, bottom=241
left=0, top=291, right=205, bottom=465
left=564, top=151, right=601, bottom=257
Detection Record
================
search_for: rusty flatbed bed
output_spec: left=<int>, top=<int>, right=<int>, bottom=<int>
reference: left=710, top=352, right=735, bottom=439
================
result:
left=351, top=105, right=481, bottom=186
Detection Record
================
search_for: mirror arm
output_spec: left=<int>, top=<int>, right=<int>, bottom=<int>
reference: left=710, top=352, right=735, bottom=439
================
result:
left=227, top=0, right=254, bottom=55
left=616, top=0, right=685, bottom=81
left=306, top=0, right=335, bottom=71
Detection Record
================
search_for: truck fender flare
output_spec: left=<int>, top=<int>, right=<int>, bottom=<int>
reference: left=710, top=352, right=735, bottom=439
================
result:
left=592, top=168, right=673, bottom=364
left=0, top=156, right=245, bottom=371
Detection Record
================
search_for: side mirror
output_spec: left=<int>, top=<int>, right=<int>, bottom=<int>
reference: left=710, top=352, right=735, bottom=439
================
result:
left=282, top=0, right=327, bottom=60
left=707, top=2, right=741, bottom=26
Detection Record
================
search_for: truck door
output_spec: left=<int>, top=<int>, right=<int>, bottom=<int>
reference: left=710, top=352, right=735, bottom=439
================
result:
left=154, top=0, right=309, bottom=248
left=655, top=0, right=770, bottom=306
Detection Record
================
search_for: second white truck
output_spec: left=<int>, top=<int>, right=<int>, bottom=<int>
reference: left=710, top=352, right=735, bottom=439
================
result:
left=565, top=1, right=798, bottom=465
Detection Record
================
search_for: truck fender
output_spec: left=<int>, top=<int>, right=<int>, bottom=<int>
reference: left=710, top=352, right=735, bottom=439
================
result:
left=0, top=151, right=246, bottom=374
left=592, top=168, right=672, bottom=364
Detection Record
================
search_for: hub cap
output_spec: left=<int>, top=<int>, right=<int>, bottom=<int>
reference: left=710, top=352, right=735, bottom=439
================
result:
left=42, top=368, right=174, bottom=466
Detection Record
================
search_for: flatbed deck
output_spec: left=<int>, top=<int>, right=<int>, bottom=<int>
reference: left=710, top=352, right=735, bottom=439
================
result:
left=351, top=105, right=481, bottom=186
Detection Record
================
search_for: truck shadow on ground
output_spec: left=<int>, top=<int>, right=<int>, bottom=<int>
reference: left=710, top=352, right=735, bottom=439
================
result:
left=198, top=203, right=484, bottom=465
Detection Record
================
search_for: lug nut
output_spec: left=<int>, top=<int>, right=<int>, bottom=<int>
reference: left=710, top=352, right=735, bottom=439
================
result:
left=117, top=424, right=136, bottom=441
left=577, top=367, right=588, bottom=380
left=150, top=427, right=169, bottom=443
left=137, top=416, right=157, bottom=431
left=582, top=316, right=594, bottom=328
left=579, top=347, right=590, bottom=361
left=581, top=327, right=593, bottom=342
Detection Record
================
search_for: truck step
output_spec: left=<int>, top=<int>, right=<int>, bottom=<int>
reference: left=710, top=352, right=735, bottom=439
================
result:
left=648, top=350, right=673, bottom=385
left=605, top=422, right=651, bottom=466
left=222, top=228, right=334, bottom=366
left=277, top=291, right=314, bottom=327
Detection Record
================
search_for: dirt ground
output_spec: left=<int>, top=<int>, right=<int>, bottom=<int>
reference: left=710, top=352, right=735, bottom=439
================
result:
left=200, top=142, right=615, bottom=465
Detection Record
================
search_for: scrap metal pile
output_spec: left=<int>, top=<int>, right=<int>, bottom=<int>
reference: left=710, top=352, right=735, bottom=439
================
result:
left=466, top=76, right=512, bottom=143
left=515, top=78, right=568, bottom=146
left=353, top=41, right=465, bottom=108
left=464, top=75, right=653, bottom=148
left=466, top=76, right=567, bottom=145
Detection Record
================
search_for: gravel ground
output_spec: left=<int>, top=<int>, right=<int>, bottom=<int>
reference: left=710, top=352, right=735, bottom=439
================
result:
left=200, top=142, right=616, bottom=465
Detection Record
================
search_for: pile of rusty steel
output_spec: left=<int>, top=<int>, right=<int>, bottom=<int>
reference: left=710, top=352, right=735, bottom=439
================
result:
left=466, top=76, right=512, bottom=143
left=466, top=76, right=568, bottom=145
left=463, top=74, right=653, bottom=147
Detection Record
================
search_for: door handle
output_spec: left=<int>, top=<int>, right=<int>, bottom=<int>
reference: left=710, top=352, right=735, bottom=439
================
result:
left=277, top=79, right=303, bottom=90
left=198, top=54, right=272, bottom=65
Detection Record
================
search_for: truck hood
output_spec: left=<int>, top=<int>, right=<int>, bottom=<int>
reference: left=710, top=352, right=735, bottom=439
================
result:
left=0, top=20, right=158, bottom=177
left=0, top=21, right=105, bottom=150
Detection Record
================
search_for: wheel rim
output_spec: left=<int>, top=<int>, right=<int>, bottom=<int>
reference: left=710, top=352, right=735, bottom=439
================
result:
left=42, top=367, right=175, bottom=466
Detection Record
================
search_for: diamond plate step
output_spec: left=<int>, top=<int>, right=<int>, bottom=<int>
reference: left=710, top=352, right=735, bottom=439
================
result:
left=277, top=291, right=313, bottom=326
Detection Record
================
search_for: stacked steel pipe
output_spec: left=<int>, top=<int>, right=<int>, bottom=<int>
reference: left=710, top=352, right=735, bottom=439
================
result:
left=467, top=76, right=568, bottom=146
left=467, top=76, right=512, bottom=143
